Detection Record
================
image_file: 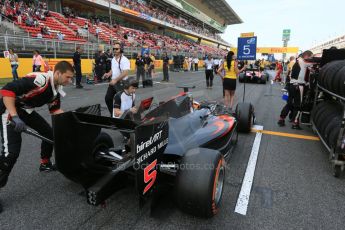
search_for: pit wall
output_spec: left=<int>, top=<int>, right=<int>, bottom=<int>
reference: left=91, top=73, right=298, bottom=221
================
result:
left=0, top=58, right=205, bottom=78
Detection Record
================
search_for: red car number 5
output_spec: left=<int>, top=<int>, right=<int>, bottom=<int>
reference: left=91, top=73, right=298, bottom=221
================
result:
left=143, top=159, right=157, bottom=194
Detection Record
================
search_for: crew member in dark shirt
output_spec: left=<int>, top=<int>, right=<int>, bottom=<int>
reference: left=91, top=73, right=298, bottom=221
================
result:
left=162, top=52, right=170, bottom=82
left=0, top=61, right=74, bottom=213
left=73, top=46, right=83, bottom=88
left=135, top=54, right=145, bottom=87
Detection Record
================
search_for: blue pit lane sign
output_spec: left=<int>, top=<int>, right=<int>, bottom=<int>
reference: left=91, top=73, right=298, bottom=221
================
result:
left=237, top=36, right=257, bottom=60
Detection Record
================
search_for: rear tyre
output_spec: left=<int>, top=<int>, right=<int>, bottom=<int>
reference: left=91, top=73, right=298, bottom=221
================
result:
left=93, top=132, right=117, bottom=166
left=236, top=102, right=254, bottom=133
left=92, top=132, right=114, bottom=154
left=63, top=132, right=114, bottom=187
left=175, top=148, right=225, bottom=218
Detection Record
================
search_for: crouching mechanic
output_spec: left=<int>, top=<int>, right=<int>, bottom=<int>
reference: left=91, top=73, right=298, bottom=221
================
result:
left=0, top=61, right=74, bottom=194
left=113, top=77, right=138, bottom=118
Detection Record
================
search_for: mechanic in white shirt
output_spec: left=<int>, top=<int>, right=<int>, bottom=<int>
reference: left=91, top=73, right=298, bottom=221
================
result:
left=188, top=56, right=193, bottom=71
left=204, top=55, right=215, bottom=89
left=289, top=50, right=315, bottom=129
left=103, top=41, right=131, bottom=116
left=193, top=57, right=199, bottom=71
left=213, top=57, right=220, bottom=74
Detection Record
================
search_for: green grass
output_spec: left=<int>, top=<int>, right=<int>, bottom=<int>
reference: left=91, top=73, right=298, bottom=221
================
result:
left=0, top=78, right=12, bottom=86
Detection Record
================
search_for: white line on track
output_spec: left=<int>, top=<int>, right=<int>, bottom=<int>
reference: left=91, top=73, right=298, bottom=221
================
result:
left=234, top=125, right=263, bottom=216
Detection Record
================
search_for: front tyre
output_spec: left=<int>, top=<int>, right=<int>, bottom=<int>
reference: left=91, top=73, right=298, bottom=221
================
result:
left=236, top=102, right=254, bottom=133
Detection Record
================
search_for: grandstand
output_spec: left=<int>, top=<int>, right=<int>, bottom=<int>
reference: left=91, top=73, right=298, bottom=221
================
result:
left=0, top=0, right=242, bottom=58
left=310, top=34, right=345, bottom=54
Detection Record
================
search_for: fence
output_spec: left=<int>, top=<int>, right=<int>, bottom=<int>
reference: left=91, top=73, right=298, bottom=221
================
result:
left=0, top=34, right=210, bottom=59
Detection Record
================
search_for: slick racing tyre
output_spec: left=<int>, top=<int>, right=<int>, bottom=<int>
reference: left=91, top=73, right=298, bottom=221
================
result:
left=336, top=66, right=345, bottom=97
left=236, top=102, right=254, bottom=133
left=319, top=108, right=342, bottom=140
left=313, top=101, right=338, bottom=129
left=319, top=61, right=333, bottom=87
left=311, top=101, right=325, bottom=124
left=315, top=102, right=342, bottom=135
left=324, top=60, right=345, bottom=94
left=175, top=148, right=225, bottom=218
left=324, top=116, right=342, bottom=148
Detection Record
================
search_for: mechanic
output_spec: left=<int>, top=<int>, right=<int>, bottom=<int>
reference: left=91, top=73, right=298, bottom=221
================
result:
left=73, top=46, right=83, bottom=88
left=259, top=59, right=265, bottom=72
left=149, top=53, right=156, bottom=77
left=162, top=52, right=170, bottom=82
left=290, top=50, right=315, bottom=129
left=193, top=56, right=199, bottom=71
left=277, top=55, right=301, bottom=127
left=143, top=52, right=153, bottom=86
left=218, top=51, right=246, bottom=110
left=0, top=61, right=74, bottom=204
left=94, top=47, right=107, bottom=83
left=135, top=53, right=145, bottom=87
left=113, top=77, right=138, bottom=118
left=274, top=61, right=283, bottom=82
left=103, top=41, right=131, bottom=116
left=278, top=51, right=314, bottom=129
left=204, top=54, right=214, bottom=89
left=213, top=57, right=220, bottom=74
left=286, top=56, right=296, bottom=83
left=105, top=48, right=113, bottom=74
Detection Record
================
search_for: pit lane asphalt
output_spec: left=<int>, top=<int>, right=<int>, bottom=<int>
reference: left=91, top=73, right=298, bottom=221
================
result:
left=0, top=70, right=344, bottom=230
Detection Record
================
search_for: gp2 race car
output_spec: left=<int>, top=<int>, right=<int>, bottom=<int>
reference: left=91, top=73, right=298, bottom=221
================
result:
left=239, top=67, right=269, bottom=84
left=52, top=87, right=254, bottom=218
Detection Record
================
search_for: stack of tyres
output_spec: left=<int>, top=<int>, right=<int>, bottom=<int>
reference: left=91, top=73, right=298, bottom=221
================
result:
left=318, top=60, right=345, bottom=96
left=311, top=101, right=342, bottom=148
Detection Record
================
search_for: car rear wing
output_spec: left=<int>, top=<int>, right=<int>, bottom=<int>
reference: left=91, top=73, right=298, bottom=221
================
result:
left=52, top=104, right=169, bottom=204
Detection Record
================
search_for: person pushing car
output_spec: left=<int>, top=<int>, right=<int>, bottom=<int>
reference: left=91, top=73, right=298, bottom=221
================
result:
left=0, top=61, right=74, bottom=213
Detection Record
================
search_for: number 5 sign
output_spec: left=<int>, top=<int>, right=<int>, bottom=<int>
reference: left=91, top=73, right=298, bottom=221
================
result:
left=237, top=36, right=257, bottom=60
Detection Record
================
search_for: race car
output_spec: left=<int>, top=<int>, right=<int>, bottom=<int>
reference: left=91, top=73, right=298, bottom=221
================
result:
left=239, top=67, right=269, bottom=84
left=52, top=87, right=254, bottom=218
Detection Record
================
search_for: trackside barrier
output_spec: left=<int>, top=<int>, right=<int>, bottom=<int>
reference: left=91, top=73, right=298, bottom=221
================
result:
left=0, top=58, right=205, bottom=78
